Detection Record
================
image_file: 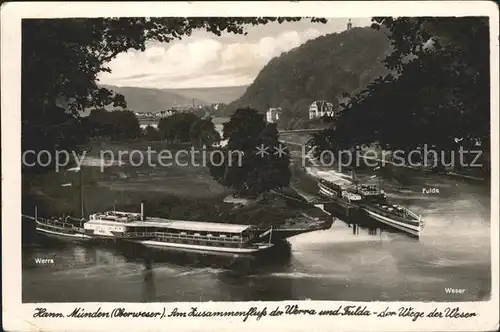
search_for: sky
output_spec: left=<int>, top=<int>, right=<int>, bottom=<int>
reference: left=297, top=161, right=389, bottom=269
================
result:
left=98, top=18, right=372, bottom=89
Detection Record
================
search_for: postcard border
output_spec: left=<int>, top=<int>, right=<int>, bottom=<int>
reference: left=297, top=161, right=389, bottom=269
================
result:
left=2, top=1, right=499, bottom=332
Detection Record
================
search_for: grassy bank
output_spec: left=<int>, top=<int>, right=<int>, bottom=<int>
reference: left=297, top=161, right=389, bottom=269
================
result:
left=23, top=139, right=330, bottom=227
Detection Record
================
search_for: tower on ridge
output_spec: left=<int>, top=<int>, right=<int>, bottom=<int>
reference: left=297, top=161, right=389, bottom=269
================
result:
left=347, top=19, right=352, bottom=31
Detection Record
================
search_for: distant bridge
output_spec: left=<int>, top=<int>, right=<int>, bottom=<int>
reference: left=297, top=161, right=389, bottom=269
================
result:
left=278, top=128, right=323, bottom=134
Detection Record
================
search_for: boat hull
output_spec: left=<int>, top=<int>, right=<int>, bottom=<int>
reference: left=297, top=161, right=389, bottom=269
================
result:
left=363, top=208, right=421, bottom=237
left=318, top=183, right=339, bottom=199
left=36, top=227, right=92, bottom=242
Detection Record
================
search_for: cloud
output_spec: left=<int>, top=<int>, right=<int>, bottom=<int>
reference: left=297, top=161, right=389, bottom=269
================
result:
left=98, top=20, right=369, bottom=88
left=145, top=46, right=165, bottom=58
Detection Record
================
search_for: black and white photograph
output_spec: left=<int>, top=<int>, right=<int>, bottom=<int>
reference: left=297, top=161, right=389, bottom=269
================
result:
left=2, top=1, right=499, bottom=331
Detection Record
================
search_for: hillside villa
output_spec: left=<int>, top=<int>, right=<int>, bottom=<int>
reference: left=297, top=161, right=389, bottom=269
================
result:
left=266, top=107, right=282, bottom=123
left=308, top=100, right=336, bottom=119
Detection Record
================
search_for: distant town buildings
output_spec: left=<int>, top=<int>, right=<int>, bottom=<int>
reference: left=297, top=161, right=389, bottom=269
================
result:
left=266, top=107, right=282, bottom=123
left=308, top=100, right=335, bottom=119
left=212, top=103, right=223, bottom=111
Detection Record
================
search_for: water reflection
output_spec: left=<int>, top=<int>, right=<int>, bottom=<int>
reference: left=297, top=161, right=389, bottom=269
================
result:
left=22, top=167, right=491, bottom=302
left=142, top=256, right=156, bottom=302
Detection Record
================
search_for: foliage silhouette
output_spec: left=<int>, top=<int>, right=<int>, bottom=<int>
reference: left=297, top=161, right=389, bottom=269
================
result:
left=310, top=17, right=490, bottom=174
left=227, top=27, right=391, bottom=118
left=143, top=125, right=161, bottom=142
left=87, top=109, right=141, bottom=140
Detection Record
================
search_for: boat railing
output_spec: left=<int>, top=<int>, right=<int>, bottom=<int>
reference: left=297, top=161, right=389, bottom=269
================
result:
left=123, top=231, right=248, bottom=244
left=396, top=205, right=421, bottom=221
left=359, top=189, right=382, bottom=195
left=71, top=226, right=85, bottom=233
left=123, top=232, right=157, bottom=237
left=93, top=216, right=137, bottom=223
left=36, top=217, right=78, bottom=230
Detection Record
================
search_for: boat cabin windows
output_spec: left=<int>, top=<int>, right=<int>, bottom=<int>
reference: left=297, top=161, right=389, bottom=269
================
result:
left=319, top=179, right=344, bottom=190
left=109, top=219, right=258, bottom=248
left=355, top=184, right=385, bottom=198
left=151, top=226, right=250, bottom=245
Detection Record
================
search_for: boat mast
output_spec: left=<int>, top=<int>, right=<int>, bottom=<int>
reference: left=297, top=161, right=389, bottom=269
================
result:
left=140, top=201, right=145, bottom=221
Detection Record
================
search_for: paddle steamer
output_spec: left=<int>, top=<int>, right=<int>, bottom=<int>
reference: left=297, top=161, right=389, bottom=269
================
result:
left=25, top=207, right=92, bottom=242
left=29, top=203, right=274, bottom=254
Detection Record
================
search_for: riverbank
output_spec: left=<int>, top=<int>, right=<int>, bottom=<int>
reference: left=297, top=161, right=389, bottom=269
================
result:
left=279, top=135, right=490, bottom=183
left=23, top=164, right=492, bottom=302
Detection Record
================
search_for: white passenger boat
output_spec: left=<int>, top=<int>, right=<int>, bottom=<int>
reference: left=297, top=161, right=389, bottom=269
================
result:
left=23, top=207, right=92, bottom=242
left=83, top=204, right=274, bottom=254
left=316, top=170, right=424, bottom=237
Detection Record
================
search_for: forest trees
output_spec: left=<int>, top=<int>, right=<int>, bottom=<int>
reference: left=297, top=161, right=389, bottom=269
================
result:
left=157, top=113, right=220, bottom=147
left=143, top=125, right=161, bottom=141
left=189, top=117, right=221, bottom=148
left=310, top=17, right=490, bottom=173
left=209, top=108, right=291, bottom=197
left=158, top=113, right=199, bottom=143
left=86, top=109, right=141, bottom=140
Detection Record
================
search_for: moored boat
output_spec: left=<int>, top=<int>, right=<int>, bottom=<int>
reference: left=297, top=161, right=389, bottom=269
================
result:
left=349, top=183, right=387, bottom=203
left=316, top=172, right=424, bottom=237
left=318, top=178, right=362, bottom=203
left=132, top=221, right=274, bottom=254
left=28, top=213, right=92, bottom=242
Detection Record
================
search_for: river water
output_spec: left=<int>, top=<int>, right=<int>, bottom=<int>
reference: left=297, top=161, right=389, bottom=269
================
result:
left=22, top=165, right=491, bottom=303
